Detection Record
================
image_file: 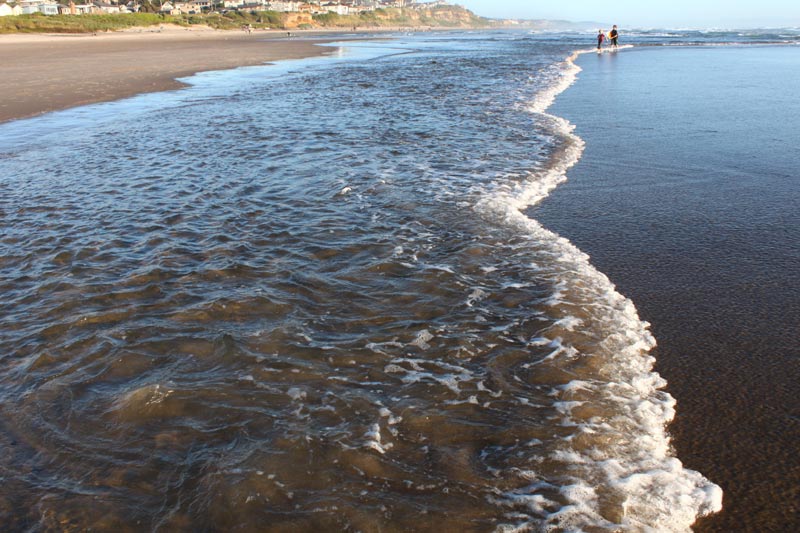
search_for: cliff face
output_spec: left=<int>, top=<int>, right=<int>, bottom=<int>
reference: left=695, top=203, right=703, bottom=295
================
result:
left=416, top=7, right=479, bottom=26
left=281, top=12, right=313, bottom=29
left=314, top=6, right=492, bottom=29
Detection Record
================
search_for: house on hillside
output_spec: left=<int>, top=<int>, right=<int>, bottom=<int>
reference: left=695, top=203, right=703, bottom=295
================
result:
left=322, top=2, right=348, bottom=15
left=19, top=0, right=60, bottom=14
left=0, top=2, right=24, bottom=15
left=171, top=0, right=211, bottom=11
left=413, top=0, right=447, bottom=7
left=159, top=1, right=181, bottom=14
left=174, top=0, right=203, bottom=13
left=58, top=2, right=95, bottom=13
left=93, top=2, right=121, bottom=13
left=265, top=1, right=302, bottom=12
left=411, top=0, right=446, bottom=8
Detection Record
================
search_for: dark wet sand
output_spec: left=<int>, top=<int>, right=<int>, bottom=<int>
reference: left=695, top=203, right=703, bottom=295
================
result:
left=538, top=46, right=800, bottom=531
left=0, top=29, right=333, bottom=124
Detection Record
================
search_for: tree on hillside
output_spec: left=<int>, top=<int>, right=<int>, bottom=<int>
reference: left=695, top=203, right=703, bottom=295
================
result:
left=139, top=1, right=159, bottom=13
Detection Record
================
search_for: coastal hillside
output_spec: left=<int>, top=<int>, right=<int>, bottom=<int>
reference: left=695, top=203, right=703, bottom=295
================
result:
left=312, top=5, right=492, bottom=29
left=0, top=5, right=494, bottom=33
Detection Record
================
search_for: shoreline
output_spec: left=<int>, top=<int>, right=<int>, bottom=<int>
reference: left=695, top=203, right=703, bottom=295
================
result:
left=0, top=27, right=365, bottom=124
left=540, top=44, right=800, bottom=532
left=0, top=24, right=492, bottom=125
left=544, top=47, right=724, bottom=527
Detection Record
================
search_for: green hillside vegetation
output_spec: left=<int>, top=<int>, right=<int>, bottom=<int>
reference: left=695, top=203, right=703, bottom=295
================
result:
left=0, top=5, right=494, bottom=34
left=0, top=12, right=308, bottom=33
left=0, top=12, right=179, bottom=33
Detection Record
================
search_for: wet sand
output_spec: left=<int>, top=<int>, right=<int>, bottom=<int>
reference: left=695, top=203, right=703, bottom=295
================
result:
left=539, top=46, right=800, bottom=531
left=0, top=28, right=335, bottom=123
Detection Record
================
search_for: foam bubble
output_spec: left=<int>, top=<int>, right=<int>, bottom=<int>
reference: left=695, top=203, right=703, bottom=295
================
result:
left=384, top=357, right=475, bottom=394
left=364, top=423, right=390, bottom=454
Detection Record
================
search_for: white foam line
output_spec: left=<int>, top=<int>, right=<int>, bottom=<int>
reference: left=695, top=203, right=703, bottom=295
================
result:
left=477, top=49, right=722, bottom=531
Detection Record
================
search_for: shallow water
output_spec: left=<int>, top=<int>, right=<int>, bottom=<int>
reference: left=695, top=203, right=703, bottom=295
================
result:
left=541, top=44, right=800, bottom=532
left=3, top=30, right=790, bottom=531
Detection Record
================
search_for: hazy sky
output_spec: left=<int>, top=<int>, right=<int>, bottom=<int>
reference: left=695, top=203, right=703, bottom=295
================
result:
left=456, top=0, right=800, bottom=29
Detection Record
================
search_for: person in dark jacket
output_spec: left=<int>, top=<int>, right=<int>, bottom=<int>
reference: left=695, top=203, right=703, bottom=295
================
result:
left=609, top=25, right=619, bottom=48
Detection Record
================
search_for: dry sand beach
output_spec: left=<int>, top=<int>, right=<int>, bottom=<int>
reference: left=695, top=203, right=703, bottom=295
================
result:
left=0, top=27, right=336, bottom=123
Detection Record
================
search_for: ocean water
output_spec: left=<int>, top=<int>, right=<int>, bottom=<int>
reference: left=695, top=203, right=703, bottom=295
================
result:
left=540, top=43, right=800, bottom=532
left=0, top=29, right=795, bottom=531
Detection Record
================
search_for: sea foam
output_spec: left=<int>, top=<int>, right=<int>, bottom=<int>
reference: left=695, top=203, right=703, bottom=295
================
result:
left=476, top=48, right=722, bottom=531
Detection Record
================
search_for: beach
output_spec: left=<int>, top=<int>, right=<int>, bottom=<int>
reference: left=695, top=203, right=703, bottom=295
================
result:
left=0, top=28, right=335, bottom=123
left=0, top=30, right=797, bottom=531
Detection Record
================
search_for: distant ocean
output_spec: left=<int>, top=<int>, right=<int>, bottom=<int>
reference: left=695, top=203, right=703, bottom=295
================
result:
left=1, top=28, right=798, bottom=532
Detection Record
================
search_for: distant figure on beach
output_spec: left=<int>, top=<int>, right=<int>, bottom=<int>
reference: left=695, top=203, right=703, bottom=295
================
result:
left=609, top=25, right=619, bottom=48
left=597, top=30, right=606, bottom=50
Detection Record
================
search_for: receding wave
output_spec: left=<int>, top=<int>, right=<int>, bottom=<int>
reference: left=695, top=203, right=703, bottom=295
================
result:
left=474, top=48, right=723, bottom=531
left=0, top=33, right=722, bottom=532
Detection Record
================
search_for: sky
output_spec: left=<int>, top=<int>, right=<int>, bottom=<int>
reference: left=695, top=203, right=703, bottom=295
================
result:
left=456, top=0, right=800, bottom=29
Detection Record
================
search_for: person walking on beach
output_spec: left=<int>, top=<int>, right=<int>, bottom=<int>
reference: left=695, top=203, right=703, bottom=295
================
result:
left=609, top=25, right=619, bottom=48
left=597, top=29, right=606, bottom=50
